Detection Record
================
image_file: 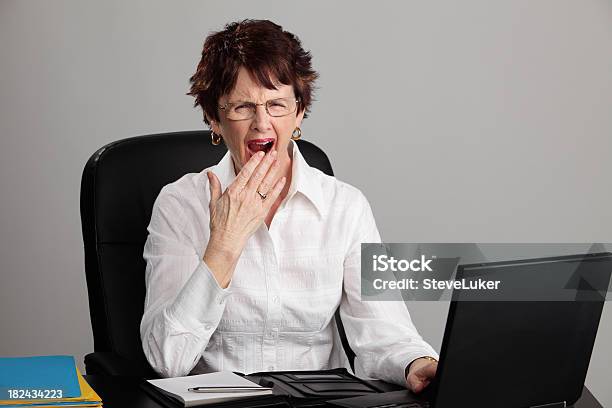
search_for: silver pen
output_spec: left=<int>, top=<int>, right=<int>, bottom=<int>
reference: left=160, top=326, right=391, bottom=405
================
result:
left=188, top=386, right=273, bottom=393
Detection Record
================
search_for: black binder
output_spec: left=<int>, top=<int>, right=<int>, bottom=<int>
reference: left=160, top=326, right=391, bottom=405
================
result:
left=242, top=368, right=386, bottom=405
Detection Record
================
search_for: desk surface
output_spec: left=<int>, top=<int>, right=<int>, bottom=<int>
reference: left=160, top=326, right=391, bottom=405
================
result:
left=83, top=375, right=602, bottom=408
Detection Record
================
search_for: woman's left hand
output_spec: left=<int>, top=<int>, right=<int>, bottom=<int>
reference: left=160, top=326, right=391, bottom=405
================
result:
left=406, top=358, right=438, bottom=394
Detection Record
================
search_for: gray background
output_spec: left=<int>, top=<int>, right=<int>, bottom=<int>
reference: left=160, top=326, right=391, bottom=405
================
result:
left=1, top=0, right=611, bottom=405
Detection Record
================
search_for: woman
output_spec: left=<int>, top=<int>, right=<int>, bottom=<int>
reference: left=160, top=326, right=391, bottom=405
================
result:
left=140, top=19, right=438, bottom=392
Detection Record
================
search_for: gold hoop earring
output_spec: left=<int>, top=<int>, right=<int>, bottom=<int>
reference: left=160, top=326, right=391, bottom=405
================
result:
left=291, top=127, right=302, bottom=141
left=211, top=131, right=222, bottom=146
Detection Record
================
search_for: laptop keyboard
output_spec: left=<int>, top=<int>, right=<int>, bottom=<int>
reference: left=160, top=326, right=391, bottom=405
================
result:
left=369, top=402, right=430, bottom=408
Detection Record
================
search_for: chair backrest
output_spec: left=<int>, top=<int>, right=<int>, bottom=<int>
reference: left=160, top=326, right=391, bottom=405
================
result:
left=80, top=131, right=344, bottom=376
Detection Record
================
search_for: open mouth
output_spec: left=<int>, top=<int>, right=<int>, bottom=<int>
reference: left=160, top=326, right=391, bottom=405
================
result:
left=246, top=138, right=275, bottom=156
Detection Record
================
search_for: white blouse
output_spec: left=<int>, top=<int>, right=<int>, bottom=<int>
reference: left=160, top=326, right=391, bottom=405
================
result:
left=140, top=141, right=437, bottom=386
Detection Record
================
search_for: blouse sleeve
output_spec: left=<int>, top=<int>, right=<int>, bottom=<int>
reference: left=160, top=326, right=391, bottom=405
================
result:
left=140, top=186, right=231, bottom=378
left=339, top=192, right=438, bottom=386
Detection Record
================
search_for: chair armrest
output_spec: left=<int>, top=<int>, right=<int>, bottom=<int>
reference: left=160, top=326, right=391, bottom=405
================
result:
left=84, top=352, right=159, bottom=378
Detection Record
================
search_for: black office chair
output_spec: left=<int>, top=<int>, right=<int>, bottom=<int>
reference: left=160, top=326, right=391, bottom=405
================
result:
left=80, top=130, right=355, bottom=377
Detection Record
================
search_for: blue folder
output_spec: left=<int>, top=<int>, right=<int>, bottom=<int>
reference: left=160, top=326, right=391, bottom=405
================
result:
left=0, top=356, right=81, bottom=400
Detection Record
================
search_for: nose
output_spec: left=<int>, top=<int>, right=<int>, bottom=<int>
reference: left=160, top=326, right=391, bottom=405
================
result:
left=251, top=104, right=272, bottom=132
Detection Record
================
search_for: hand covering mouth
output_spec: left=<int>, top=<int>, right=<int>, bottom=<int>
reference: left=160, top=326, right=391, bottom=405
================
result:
left=246, top=138, right=275, bottom=155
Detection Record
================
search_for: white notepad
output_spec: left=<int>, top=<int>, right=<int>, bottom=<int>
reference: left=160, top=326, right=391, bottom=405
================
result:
left=147, top=371, right=273, bottom=407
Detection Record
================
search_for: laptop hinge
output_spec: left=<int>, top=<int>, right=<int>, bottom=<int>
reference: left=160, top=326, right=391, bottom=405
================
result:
left=530, top=402, right=566, bottom=408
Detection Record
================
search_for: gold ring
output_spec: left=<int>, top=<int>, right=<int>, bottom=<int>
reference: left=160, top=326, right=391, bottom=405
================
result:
left=257, top=190, right=267, bottom=200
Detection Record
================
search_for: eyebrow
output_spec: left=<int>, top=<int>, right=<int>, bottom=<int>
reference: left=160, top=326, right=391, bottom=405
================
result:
left=229, top=84, right=290, bottom=101
left=226, top=96, right=293, bottom=104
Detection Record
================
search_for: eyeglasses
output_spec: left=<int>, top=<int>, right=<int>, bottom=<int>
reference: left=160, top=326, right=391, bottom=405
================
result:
left=219, top=97, right=299, bottom=121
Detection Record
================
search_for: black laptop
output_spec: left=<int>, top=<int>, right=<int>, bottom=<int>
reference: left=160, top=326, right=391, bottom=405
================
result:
left=331, top=252, right=612, bottom=408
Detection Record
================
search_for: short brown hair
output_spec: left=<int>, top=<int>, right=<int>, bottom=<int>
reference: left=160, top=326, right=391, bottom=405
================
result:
left=188, top=19, right=318, bottom=125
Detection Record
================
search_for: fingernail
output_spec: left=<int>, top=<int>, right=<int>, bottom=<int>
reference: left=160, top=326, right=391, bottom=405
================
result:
left=257, top=151, right=265, bottom=158
left=271, top=150, right=277, bottom=157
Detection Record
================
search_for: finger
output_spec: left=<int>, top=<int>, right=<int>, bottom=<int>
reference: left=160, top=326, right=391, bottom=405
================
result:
left=256, top=155, right=282, bottom=195
left=245, top=150, right=277, bottom=193
left=234, top=151, right=265, bottom=191
left=261, top=176, right=286, bottom=209
left=207, top=171, right=222, bottom=209
left=407, top=375, right=427, bottom=394
left=407, top=375, right=421, bottom=393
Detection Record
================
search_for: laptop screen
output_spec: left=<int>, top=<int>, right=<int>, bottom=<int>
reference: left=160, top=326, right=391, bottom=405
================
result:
left=433, top=253, right=612, bottom=408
